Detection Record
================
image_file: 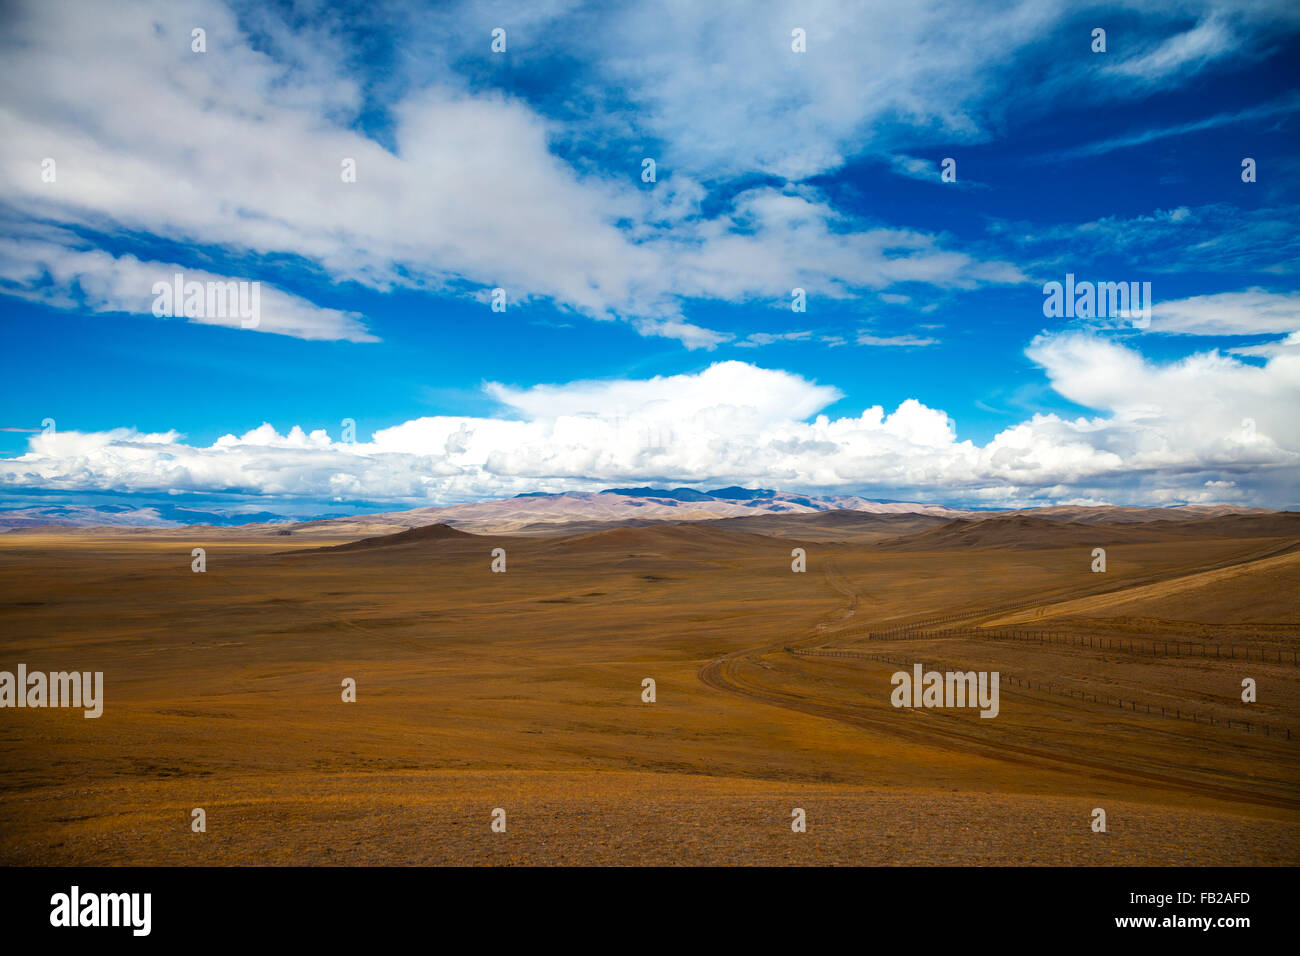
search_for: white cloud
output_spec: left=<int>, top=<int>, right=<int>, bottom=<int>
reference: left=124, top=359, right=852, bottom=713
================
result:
left=0, top=0, right=1028, bottom=349
left=7, top=0, right=1276, bottom=349
left=890, top=155, right=936, bottom=182
left=991, top=202, right=1300, bottom=276
left=582, top=1, right=1289, bottom=180
left=630, top=316, right=731, bottom=350
left=1023, top=332, right=1299, bottom=490
left=735, top=331, right=814, bottom=348
left=672, top=189, right=1026, bottom=301
left=4, top=343, right=1297, bottom=507
left=857, top=333, right=940, bottom=347
left=1229, top=330, right=1300, bottom=359
left=0, top=232, right=375, bottom=342
left=588, top=0, right=1061, bottom=181
left=484, top=361, right=841, bottom=423
left=1150, top=288, right=1300, bottom=336
left=1105, top=14, right=1237, bottom=83
left=1048, top=94, right=1300, bottom=162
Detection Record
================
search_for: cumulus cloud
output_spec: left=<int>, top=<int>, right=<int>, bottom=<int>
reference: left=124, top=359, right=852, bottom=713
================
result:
left=1021, top=333, right=1298, bottom=498
left=485, top=361, right=841, bottom=423
left=2, top=0, right=1296, bottom=511
left=4, top=345, right=1296, bottom=507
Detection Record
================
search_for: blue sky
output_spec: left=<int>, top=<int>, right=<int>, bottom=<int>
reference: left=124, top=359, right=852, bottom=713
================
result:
left=1, top=0, right=1298, bottom=514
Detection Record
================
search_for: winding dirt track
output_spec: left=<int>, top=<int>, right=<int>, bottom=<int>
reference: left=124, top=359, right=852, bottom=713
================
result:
left=698, top=557, right=1300, bottom=813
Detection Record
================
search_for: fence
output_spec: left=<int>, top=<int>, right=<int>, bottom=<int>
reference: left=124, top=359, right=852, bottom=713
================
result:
left=786, top=646, right=1294, bottom=741
left=859, top=625, right=1299, bottom=665
left=835, top=600, right=1032, bottom=636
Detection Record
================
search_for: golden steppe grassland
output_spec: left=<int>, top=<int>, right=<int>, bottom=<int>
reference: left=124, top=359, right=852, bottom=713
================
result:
left=0, top=513, right=1296, bottom=865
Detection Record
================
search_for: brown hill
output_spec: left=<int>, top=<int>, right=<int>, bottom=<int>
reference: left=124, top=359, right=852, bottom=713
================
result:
left=1175, top=511, right=1300, bottom=537
left=300, top=522, right=478, bottom=553
left=878, top=511, right=1300, bottom=552
left=877, top=515, right=1159, bottom=552
left=991, top=504, right=1277, bottom=525
left=537, top=521, right=799, bottom=557
left=987, top=548, right=1300, bottom=627
left=703, top=509, right=953, bottom=542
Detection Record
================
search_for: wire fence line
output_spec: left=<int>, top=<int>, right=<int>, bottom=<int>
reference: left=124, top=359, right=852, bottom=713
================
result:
left=831, top=595, right=1297, bottom=666
left=785, top=646, right=1294, bottom=742
left=855, top=625, right=1299, bottom=665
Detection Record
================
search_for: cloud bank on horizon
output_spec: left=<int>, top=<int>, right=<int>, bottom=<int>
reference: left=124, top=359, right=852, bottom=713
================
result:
left=0, top=0, right=1297, bottom=510
left=6, top=349, right=1296, bottom=510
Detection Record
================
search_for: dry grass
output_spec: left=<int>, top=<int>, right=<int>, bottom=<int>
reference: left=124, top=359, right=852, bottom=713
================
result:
left=0, top=522, right=1296, bottom=865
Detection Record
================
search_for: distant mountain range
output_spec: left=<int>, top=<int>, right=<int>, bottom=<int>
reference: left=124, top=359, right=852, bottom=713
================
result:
left=0, top=502, right=298, bottom=531
left=230, top=488, right=969, bottom=537
left=0, top=487, right=1278, bottom=537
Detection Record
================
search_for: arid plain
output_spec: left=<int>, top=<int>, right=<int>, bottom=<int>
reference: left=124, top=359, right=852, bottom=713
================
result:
left=1, top=509, right=1297, bottom=865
